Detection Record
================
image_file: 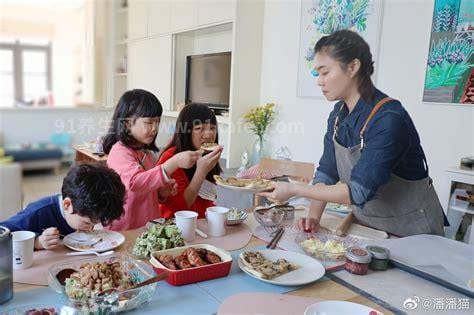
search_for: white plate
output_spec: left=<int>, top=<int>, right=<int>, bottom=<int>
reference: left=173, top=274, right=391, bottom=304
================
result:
left=238, top=249, right=325, bottom=286
left=304, top=300, right=381, bottom=315
left=216, top=181, right=273, bottom=193
left=63, top=230, right=125, bottom=252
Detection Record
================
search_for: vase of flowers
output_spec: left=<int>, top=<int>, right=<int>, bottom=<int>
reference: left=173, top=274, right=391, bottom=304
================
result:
left=243, top=103, right=276, bottom=165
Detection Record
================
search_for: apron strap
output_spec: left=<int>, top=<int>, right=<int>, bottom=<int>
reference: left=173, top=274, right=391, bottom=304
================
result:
left=359, top=97, right=393, bottom=148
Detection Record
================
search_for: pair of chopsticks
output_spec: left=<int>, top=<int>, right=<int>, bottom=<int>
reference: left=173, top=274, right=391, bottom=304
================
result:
left=266, top=227, right=285, bottom=249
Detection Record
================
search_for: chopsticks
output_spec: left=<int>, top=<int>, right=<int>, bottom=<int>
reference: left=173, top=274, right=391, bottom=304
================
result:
left=266, top=227, right=285, bottom=249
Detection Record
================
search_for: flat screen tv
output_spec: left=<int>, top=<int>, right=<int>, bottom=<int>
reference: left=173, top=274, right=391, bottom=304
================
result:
left=185, top=52, right=231, bottom=111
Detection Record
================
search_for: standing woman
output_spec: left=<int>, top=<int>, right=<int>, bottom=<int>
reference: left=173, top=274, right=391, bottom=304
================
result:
left=260, top=30, right=447, bottom=237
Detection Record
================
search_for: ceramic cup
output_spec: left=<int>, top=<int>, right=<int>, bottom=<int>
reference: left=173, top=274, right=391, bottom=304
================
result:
left=174, top=211, right=198, bottom=242
left=12, top=231, right=35, bottom=269
left=206, top=206, right=230, bottom=237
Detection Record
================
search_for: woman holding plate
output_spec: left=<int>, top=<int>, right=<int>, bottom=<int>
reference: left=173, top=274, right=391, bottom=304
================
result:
left=259, top=30, right=447, bottom=237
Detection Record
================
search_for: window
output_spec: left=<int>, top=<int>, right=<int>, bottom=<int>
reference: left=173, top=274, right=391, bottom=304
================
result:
left=0, top=40, right=51, bottom=107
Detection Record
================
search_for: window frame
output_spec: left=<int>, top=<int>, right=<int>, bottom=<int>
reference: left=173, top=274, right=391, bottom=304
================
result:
left=0, top=40, right=52, bottom=104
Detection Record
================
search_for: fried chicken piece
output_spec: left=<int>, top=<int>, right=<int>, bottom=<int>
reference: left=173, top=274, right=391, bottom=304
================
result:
left=205, top=251, right=222, bottom=264
left=174, top=254, right=193, bottom=269
left=184, top=248, right=208, bottom=267
left=158, top=254, right=178, bottom=270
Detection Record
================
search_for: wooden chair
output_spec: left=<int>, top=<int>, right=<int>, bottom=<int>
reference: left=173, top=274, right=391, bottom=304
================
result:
left=254, top=158, right=315, bottom=206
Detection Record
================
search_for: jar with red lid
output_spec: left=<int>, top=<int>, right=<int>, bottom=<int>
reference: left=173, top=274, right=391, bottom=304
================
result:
left=344, top=246, right=372, bottom=275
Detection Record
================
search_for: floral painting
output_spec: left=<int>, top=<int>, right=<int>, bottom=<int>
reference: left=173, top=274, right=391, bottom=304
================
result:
left=423, top=0, right=473, bottom=104
left=297, top=0, right=383, bottom=98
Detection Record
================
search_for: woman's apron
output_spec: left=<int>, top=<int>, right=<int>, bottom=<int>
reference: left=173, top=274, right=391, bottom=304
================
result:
left=333, top=97, right=445, bottom=237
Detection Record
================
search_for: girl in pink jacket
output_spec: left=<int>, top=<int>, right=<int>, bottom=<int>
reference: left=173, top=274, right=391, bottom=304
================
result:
left=103, top=89, right=200, bottom=230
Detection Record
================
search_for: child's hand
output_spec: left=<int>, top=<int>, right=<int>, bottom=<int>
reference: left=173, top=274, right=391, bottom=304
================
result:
left=196, top=147, right=222, bottom=175
left=158, top=179, right=178, bottom=201
left=35, top=227, right=60, bottom=250
left=172, top=150, right=201, bottom=169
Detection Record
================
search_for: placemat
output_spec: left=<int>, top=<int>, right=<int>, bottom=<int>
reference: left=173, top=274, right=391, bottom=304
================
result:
left=187, top=219, right=252, bottom=250
left=218, top=292, right=320, bottom=315
left=13, top=246, right=77, bottom=286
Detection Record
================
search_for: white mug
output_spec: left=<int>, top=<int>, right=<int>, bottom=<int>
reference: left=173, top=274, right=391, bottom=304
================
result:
left=206, top=206, right=229, bottom=237
left=174, top=211, right=198, bottom=242
left=12, top=231, right=35, bottom=269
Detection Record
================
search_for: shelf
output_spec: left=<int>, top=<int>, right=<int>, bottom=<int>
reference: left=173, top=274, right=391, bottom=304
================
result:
left=115, top=72, right=128, bottom=77
left=116, top=8, right=128, bottom=14
left=115, top=40, right=128, bottom=46
left=449, top=203, right=474, bottom=215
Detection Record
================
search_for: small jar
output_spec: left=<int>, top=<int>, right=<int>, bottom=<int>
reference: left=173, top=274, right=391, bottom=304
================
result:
left=366, top=245, right=390, bottom=271
left=344, top=247, right=372, bottom=275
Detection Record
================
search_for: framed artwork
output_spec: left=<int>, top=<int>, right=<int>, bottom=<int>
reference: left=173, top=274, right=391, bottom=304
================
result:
left=297, top=0, right=384, bottom=98
left=423, top=0, right=473, bottom=104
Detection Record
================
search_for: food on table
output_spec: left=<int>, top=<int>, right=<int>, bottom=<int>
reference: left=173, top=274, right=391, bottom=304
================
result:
left=65, top=261, right=133, bottom=300
left=184, top=248, right=207, bottom=266
left=257, top=208, right=284, bottom=224
left=156, top=247, right=222, bottom=270
left=214, top=175, right=273, bottom=190
left=200, top=142, right=220, bottom=151
left=227, top=207, right=244, bottom=220
left=132, top=223, right=184, bottom=258
left=24, top=308, right=57, bottom=315
left=157, top=255, right=178, bottom=270
left=239, top=251, right=298, bottom=279
left=300, top=238, right=347, bottom=260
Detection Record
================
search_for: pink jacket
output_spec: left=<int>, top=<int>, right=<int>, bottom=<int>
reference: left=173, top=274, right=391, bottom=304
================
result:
left=106, top=141, right=166, bottom=231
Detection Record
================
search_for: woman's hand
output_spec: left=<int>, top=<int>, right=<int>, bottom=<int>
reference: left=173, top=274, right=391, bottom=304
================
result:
left=196, top=147, right=223, bottom=175
left=257, top=182, right=296, bottom=204
left=297, top=217, right=320, bottom=233
left=35, top=227, right=60, bottom=250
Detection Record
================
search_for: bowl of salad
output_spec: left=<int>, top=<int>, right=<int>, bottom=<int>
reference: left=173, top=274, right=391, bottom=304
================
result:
left=132, top=223, right=185, bottom=259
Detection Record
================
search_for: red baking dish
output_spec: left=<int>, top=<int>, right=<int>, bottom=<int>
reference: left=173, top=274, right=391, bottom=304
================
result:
left=149, top=244, right=232, bottom=286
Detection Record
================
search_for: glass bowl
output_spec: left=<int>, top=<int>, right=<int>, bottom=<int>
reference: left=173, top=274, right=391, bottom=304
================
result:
left=253, top=208, right=285, bottom=233
left=48, top=253, right=156, bottom=313
left=295, top=232, right=359, bottom=262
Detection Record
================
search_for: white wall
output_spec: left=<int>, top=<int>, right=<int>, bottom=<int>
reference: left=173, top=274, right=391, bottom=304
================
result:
left=259, top=0, right=474, bottom=208
left=0, top=108, right=113, bottom=145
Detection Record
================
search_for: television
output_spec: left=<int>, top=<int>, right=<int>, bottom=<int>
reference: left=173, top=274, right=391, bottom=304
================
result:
left=185, top=52, right=231, bottom=112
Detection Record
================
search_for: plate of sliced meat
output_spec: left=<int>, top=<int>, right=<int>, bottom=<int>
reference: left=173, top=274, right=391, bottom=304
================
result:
left=238, top=250, right=325, bottom=286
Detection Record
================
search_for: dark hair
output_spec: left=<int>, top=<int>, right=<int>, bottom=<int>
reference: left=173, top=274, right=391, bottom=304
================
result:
left=164, top=103, right=222, bottom=182
left=61, top=164, right=126, bottom=226
left=103, top=89, right=163, bottom=154
left=314, top=30, right=375, bottom=102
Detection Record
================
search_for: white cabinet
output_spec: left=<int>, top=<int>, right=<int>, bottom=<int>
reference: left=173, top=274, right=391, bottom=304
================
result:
left=148, top=0, right=173, bottom=36
left=170, top=0, right=199, bottom=32
left=198, top=0, right=235, bottom=25
left=128, top=36, right=172, bottom=109
left=128, top=0, right=149, bottom=40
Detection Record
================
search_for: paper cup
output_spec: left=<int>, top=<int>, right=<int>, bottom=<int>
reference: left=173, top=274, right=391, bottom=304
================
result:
left=174, top=211, right=198, bottom=242
left=206, top=206, right=229, bottom=237
left=12, top=231, right=35, bottom=269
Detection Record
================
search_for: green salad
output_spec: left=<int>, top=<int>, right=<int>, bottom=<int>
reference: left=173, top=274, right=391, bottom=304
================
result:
left=132, top=224, right=185, bottom=258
